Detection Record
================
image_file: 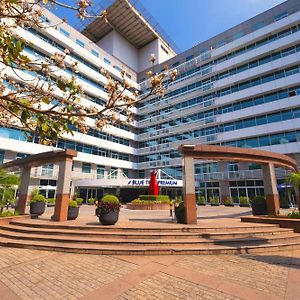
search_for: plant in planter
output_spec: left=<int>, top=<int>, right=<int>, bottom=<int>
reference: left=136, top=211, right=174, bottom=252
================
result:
left=96, top=194, right=121, bottom=225
left=30, top=194, right=46, bottom=216
left=197, top=196, right=206, bottom=206
left=75, top=198, right=84, bottom=206
left=251, top=196, right=267, bottom=215
left=210, top=197, right=220, bottom=206
left=88, top=198, right=95, bottom=205
left=239, top=196, right=250, bottom=207
left=68, top=200, right=79, bottom=220
left=287, top=210, right=300, bottom=219
left=46, top=198, right=55, bottom=207
left=174, top=200, right=185, bottom=224
left=224, top=197, right=234, bottom=207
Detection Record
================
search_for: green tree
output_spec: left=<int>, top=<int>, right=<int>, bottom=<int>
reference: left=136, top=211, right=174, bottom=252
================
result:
left=286, top=172, right=300, bottom=210
left=0, top=0, right=177, bottom=144
left=0, top=169, right=20, bottom=213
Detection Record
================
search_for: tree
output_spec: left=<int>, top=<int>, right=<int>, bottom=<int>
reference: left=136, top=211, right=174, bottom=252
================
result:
left=0, top=168, right=20, bottom=213
left=0, top=0, right=177, bottom=144
left=286, top=172, right=300, bottom=210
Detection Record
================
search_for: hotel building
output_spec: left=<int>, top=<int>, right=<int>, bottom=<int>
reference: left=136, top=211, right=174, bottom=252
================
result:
left=1, top=0, right=300, bottom=204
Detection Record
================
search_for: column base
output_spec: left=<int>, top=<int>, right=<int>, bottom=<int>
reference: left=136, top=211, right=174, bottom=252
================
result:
left=266, top=194, right=280, bottom=216
left=52, top=194, right=70, bottom=222
left=17, top=194, right=29, bottom=214
left=184, top=194, right=197, bottom=224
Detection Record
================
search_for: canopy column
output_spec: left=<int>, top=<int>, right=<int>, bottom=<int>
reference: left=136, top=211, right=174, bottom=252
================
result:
left=262, top=163, right=280, bottom=215
left=183, top=156, right=197, bottom=224
left=17, top=167, right=31, bottom=214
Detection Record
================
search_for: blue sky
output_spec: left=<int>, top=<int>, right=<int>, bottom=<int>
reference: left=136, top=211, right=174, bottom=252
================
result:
left=51, top=0, right=286, bottom=52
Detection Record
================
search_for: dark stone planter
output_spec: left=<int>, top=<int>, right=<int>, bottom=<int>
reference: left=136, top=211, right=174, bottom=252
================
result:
left=239, top=204, right=250, bottom=207
left=30, top=202, right=45, bottom=216
left=68, top=207, right=79, bottom=220
left=174, top=206, right=185, bottom=224
left=224, top=204, right=234, bottom=207
left=210, top=204, right=220, bottom=206
left=252, top=202, right=267, bottom=215
left=99, top=210, right=119, bottom=225
left=198, top=203, right=206, bottom=206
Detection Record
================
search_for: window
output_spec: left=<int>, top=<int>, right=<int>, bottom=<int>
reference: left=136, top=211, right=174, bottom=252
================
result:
left=186, top=55, right=194, bottom=61
left=59, top=28, right=70, bottom=37
left=82, top=163, right=91, bottom=174
left=233, top=31, right=245, bottom=40
left=274, top=11, right=288, bottom=21
left=113, top=65, right=122, bottom=72
left=109, top=167, right=118, bottom=179
left=76, top=39, right=85, bottom=48
left=91, top=50, right=99, bottom=57
left=104, top=58, right=111, bottom=65
left=172, top=62, right=179, bottom=67
left=160, top=45, right=169, bottom=55
left=41, top=164, right=54, bottom=177
left=97, top=165, right=105, bottom=179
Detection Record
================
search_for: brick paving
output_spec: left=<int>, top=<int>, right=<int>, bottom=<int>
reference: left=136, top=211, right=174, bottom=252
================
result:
left=0, top=247, right=299, bottom=299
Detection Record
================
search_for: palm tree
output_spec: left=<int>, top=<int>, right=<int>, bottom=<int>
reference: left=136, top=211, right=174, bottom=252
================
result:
left=0, top=169, right=20, bottom=213
left=286, top=172, right=300, bottom=210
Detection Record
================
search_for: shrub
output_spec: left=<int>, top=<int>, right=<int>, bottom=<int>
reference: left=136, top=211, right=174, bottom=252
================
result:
left=31, top=188, right=40, bottom=198
left=224, top=198, right=234, bottom=206
left=47, top=198, right=55, bottom=204
left=75, top=198, right=84, bottom=205
left=287, top=210, right=300, bottom=219
left=30, top=194, right=46, bottom=203
left=102, top=194, right=120, bottom=204
left=0, top=210, right=20, bottom=217
left=239, top=196, right=250, bottom=206
left=88, top=198, right=95, bottom=204
left=69, top=200, right=78, bottom=208
left=131, top=198, right=141, bottom=204
left=209, top=197, right=220, bottom=205
left=197, top=196, right=206, bottom=205
left=139, top=195, right=170, bottom=202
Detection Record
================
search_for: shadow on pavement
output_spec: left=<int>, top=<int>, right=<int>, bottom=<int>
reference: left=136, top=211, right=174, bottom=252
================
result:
left=198, top=210, right=252, bottom=220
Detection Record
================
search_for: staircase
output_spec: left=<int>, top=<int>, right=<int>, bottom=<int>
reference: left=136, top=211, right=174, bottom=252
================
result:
left=0, top=220, right=299, bottom=255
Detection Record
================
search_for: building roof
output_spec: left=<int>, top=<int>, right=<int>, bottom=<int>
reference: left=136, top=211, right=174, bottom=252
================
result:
left=81, top=0, right=178, bottom=53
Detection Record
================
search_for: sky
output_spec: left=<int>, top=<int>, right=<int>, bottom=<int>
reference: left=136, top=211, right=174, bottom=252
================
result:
left=51, top=0, right=287, bottom=52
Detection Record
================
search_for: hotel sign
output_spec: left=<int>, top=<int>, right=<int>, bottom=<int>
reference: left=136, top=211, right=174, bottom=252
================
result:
left=127, top=179, right=182, bottom=187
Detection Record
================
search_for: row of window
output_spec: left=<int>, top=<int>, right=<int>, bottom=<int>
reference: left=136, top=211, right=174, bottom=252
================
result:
left=139, top=40, right=300, bottom=114
left=0, top=127, right=130, bottom=162
left=139, top=95, right=300, bottom=149
left=140, top=85, right=300, bottom=135
left=139, top=130, right=300, bottom=163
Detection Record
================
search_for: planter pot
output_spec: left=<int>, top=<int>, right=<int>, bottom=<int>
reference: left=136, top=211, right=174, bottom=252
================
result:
left=239, top=204, right=250, bottom=207
left=198, top=203, right=206, bottom=206
left=210, top=204, right=220, bottom=206
left=88, top=203, right=94, bottom=206
left=224, top=204, right=234, bottom=207
left=30, top=202, right=45, bottom=216
left=99, top=210, right=119, bottom=225
left=174, top=206, right=185, bottom=224
left=68, top=207, right=79, bottom=220
left=252, top=202, right=267, bottom=215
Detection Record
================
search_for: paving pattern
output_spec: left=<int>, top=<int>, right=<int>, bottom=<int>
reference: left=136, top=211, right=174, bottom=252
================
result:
left=0, top=247, right=299, bottom=300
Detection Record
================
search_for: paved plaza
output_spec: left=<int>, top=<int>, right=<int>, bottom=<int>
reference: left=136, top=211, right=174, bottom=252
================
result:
left=0, top=206, right=299, bottom=299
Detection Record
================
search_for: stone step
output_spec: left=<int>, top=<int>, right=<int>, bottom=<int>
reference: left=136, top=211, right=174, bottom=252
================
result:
left=0, top=236, right=299, bottom=255
left=0, top=224, right=294, bottom=240
left=0, top=229, right=299, bottom=247
left=10, top=220, right=279, bottom=233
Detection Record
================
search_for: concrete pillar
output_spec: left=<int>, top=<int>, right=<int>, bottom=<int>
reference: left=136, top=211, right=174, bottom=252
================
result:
left=17, top=167, right=31, bottom=214
left=218, top=161, right=231, bottom=202
left=53, top=158, right=73, bottom=221
left=262, top=163, right=280, bottom=215
left=183, top=156, right=197, bottom=224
